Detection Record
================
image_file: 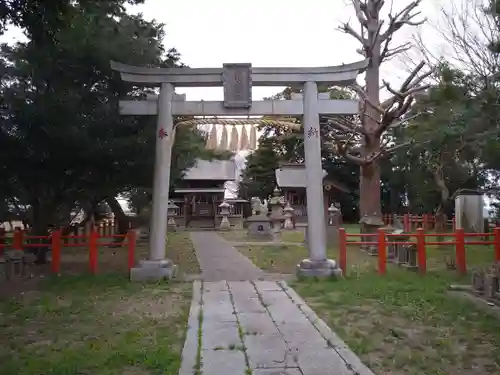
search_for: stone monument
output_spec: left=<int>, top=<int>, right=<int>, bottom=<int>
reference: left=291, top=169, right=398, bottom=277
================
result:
left=246, top=213, right=273, bottom=240
left=455, top=189, right=485, bottom=234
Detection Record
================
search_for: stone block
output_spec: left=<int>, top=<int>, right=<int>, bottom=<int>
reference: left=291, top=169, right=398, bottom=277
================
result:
left=202, top=321, right=240, bottom=350
left=253, top=369, right=302, bottom=375
left=129, top=259, right=177, bottom=282
left=244, top=334, right=292, bottom=369
left=296, top=348, right=354, bottom=375
left=201, top=348, right=247, bottom=375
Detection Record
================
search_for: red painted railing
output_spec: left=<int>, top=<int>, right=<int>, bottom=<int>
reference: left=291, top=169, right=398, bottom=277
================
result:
left=0, top=228, right=136, bottom=274
left=338, top=227, right=500, bottom=275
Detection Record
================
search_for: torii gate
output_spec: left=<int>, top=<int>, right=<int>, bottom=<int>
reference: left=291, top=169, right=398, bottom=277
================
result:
left=111, top=60, right=367, bottom=281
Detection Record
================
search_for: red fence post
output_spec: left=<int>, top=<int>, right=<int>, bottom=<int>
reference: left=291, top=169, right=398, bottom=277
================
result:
left=51, top=230, right=62, bottom=274
left=127, top=229, right=136, bottom=271
left=452, top=217, right=456, bottom=232
left=88, top=230, right=98, bottom=274
left=416, top=228, right=426, bottom=274
left=455, top=228, right=466, bottom=274
left=422, top=214, right=428, bottom=231
left=495, top=227, right=500, bottom=262
left=12, top=228, right=23, bottom=250
left=378, top=229, right=387, bottom=275
left=338, top=228, right=347, bottom=275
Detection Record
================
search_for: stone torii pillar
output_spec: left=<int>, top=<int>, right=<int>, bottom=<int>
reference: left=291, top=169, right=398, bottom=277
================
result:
left=131, top=83, right=177, bottom=281
left=296, top=85, right=340, bottom=277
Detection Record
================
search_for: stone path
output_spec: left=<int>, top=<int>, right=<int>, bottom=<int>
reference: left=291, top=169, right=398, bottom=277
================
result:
left=178, top=280, right=375, bottom=375
left=190, top=232, right=265, bottom=281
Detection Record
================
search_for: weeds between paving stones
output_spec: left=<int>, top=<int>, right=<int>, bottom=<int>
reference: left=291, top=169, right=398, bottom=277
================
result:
left=227, top=282, right=253, bottom=375
left=0, top=275, right=191, bottom=375
left=194, top=281, right=204, bottom=375
left=293, top=270, right=500, bottom=375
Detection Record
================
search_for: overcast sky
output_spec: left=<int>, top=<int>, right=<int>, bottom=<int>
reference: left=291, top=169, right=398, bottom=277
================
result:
left=1, top=0, right=453, bottom=100
left=124, top=0, right=450, bottom=100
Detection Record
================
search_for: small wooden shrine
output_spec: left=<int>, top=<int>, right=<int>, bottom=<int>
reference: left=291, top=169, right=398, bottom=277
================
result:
left=169, top=159, right=247, bottom=229
left=275, top=163, right=349, bottom=223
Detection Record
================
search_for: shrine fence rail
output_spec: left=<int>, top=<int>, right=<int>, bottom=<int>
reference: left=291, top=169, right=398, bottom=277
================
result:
left=0, top=228, right=136, bottom=275
left=338, top=227, right=500, bottom=276
left=381, top=213, right=496, bottom=232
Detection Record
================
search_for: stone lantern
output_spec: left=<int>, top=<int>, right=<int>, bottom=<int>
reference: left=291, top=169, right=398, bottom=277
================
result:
left=167, top=201, right=178, bottom=231
left=326, top=204, right=341, bottom=246
left=219, top=201, right=231, bottom=231
left=283, top=202, right=295, bottom=230
left=327, top=204, right=340, bottom=226
left=268, top=187, right=285, bottom=240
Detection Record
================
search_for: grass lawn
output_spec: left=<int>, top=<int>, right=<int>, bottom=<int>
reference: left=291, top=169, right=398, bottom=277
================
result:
left=58, top=231, right=200, bottom=277
left=236, top=224, right=500, bottom=373
left=0, top=275, right=192, bottom=375
left=293, top=271, right=500, bottom=375
left=236, top=224, right=497, bottom=276
left=219, top=229, right=305, bottom=243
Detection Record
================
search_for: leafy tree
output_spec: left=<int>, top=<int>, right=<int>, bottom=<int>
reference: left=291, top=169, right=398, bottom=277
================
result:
left=0, top=2, right=222, bottom=261
left=393, top=64, right=488, bottom=217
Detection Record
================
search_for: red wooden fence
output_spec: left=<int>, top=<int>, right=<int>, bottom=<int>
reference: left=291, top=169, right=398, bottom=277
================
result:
left=0, top=228, right=136, bottom=275
left=338, top=227, right=500, bottom=275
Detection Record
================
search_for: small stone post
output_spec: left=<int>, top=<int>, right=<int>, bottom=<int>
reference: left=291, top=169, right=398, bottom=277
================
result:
left=219, top=201, right=231, bottom=231
left=283, top=202, right=295, bottom=230
left=167, top=201, right=178, bottom=231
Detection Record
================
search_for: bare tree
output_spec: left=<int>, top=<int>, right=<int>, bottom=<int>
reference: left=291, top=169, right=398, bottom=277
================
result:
left=418, top=0, right=500, bottom=79
left=330, top=0, right=433, bottom=231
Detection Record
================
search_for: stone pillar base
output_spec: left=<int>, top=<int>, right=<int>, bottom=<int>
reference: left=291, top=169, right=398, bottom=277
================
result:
left=296, top=258, right=343, bottom=278
left=130, top=259, right=177, bottom=282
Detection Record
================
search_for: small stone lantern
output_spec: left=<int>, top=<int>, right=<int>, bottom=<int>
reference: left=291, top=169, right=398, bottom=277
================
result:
left=167, top=201, right=178, bottom=231
left=268, top=187, right=285, bottom=240
left=328, top=204, right=340, bottom=227
left=283, top=202, right=295, bottom=230
left=219, top=201, right=231, bottom=231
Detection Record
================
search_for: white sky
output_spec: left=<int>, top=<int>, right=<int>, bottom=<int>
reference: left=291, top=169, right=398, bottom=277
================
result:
left=128, top=0, right=449, bottom=100
left=1, top=0, right=452, bottom=100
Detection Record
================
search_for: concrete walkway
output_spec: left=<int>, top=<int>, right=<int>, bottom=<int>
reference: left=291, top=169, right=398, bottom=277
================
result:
left=178, top=280, right=374, bottom=375
left=190, top=232, right=265, bottom=281
left=180, top=232, right=374, bottom=375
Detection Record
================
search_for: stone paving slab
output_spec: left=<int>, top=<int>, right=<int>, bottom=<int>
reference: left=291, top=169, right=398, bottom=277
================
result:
left=190, top=232, right=265, bottom=281
left=178, top=279, right=375, bottom=375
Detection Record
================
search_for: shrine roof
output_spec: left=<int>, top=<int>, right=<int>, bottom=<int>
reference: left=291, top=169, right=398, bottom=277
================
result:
left=275, top=164, right=350, bottom=192
left=182, top=159, right=236, bottom=181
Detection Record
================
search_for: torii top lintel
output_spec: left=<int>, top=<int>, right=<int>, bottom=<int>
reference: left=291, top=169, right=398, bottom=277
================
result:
left=109, top=59, right=368, bottom=88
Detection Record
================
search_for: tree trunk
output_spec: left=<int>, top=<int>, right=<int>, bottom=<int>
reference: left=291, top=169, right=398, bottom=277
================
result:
left=30, top=200, right=52, bottom=264
left=359, top=13, right=383, bottom=227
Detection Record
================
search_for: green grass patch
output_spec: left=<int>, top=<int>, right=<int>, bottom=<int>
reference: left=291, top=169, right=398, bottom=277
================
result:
left=293, top=270, right=500, bottom=374
left=0, top=275, right=192, bottom=375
